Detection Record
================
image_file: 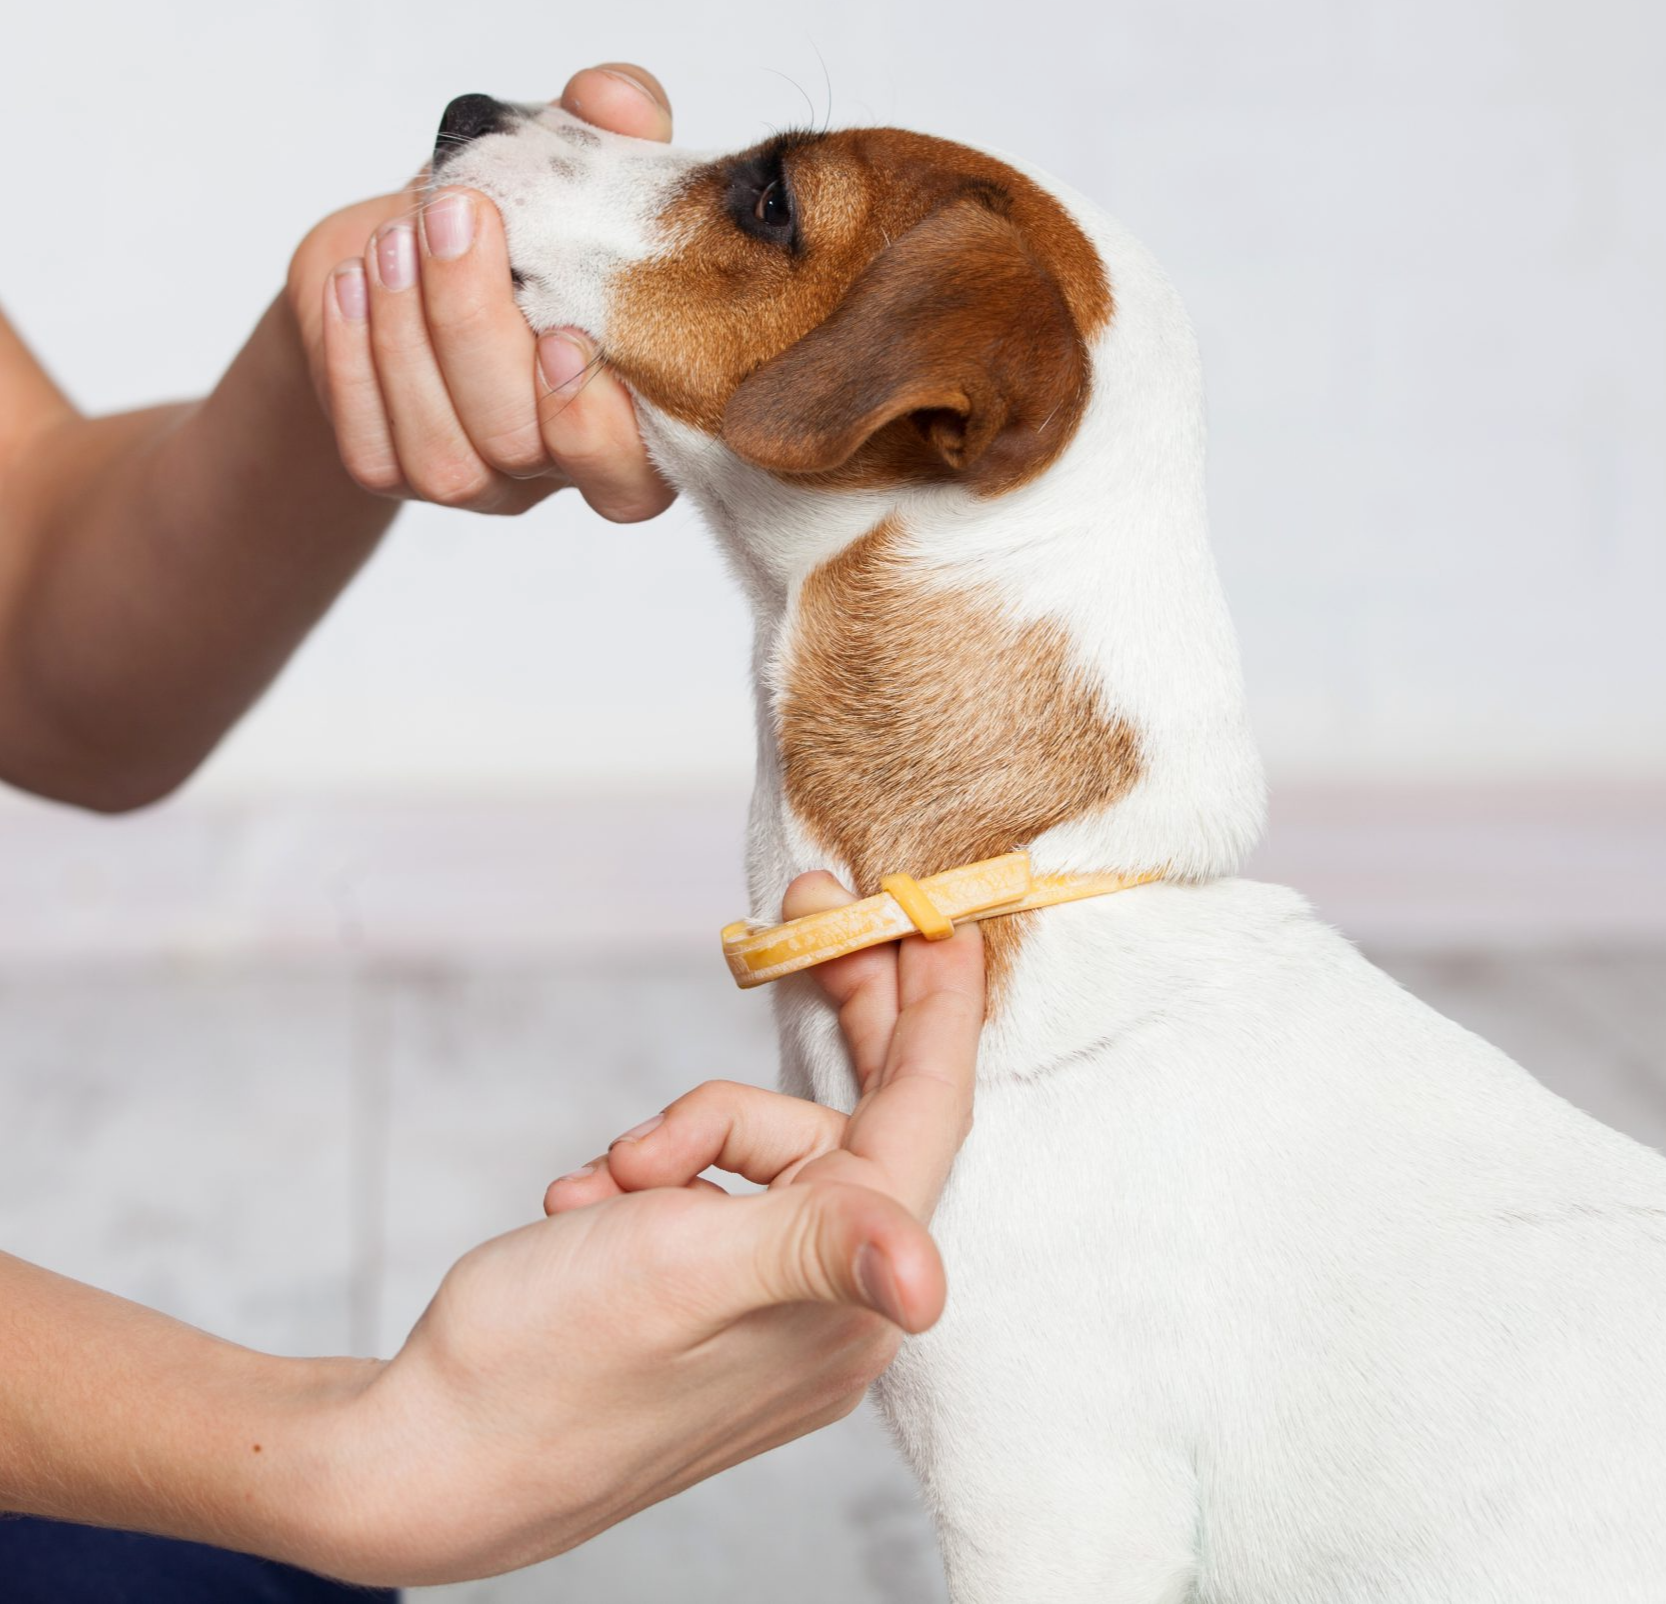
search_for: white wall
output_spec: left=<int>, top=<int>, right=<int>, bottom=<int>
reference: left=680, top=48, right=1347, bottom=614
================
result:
left=3, top=0, right=1661, bottom=798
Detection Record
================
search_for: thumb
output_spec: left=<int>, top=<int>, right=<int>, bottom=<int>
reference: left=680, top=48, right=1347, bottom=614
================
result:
left=717, top=1182, right=948, bottom=1335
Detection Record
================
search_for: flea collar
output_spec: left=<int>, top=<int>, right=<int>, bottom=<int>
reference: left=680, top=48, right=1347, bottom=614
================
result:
left=721, top=851, right=1161, bottom=989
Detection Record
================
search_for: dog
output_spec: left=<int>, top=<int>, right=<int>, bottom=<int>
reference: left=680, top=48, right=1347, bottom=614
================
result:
left=432, top=93, right=1666, bottom=1603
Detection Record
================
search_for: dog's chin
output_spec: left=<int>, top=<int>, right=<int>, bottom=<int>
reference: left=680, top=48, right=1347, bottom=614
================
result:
left=504, top=251, right=617, bottom=346
left=511, top=280, right=574, bottom=339
left=513, top=285, right=573, bottom=342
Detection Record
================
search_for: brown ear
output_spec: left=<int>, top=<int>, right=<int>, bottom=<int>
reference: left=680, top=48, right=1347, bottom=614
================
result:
left=720, top=197, right=1092, bottom=493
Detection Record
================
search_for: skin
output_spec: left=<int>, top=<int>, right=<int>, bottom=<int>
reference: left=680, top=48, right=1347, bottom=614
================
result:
left=0, top=63, right=988, bottom=1585
left=0, top=65, right=671, bottom=812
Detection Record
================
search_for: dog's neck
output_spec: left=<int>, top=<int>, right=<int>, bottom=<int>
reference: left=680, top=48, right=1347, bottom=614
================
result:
left=637, top=212, right=1265, bottom=937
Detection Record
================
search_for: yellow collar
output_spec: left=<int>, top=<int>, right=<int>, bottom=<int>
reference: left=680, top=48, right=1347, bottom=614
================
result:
left=721, top=851, right=1162, bottom=989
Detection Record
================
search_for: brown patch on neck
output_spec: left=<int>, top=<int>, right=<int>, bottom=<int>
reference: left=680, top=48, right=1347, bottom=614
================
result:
left=780, top=518, right=1142, bottom=1008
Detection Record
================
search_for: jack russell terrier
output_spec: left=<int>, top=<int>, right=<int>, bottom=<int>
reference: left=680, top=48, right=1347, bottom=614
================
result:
left=433, top=93, right=1666, bottom=1603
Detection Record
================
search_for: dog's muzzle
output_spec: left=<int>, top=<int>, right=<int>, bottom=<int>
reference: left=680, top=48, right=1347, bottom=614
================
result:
left=435, top=93, right=509, bottom=161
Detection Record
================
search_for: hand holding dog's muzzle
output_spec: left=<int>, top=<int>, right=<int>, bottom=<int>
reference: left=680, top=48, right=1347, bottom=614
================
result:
left=286, top=63, right=676, bottom=524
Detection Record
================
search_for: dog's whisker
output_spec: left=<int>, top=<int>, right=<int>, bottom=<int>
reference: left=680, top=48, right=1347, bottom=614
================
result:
left=764, top=66, right=817, bottom=134
left=810, top=39, right=834, bottom=133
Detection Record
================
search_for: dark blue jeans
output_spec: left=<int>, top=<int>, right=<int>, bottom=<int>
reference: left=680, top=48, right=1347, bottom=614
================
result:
left=0, top=1516, right=398, bottom=1602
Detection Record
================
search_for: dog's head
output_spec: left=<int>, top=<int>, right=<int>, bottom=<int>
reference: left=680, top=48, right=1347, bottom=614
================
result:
left=431, top=95, right=1112, bottom=498
left=432, top=95, right=1267, bottom=957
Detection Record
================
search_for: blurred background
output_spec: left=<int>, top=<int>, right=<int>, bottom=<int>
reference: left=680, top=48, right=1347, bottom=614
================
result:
left=1, top=1, right=1662, bottom=1598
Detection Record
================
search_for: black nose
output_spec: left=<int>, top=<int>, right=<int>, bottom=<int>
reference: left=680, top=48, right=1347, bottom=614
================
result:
left=436, top=92, right=508, bottom=153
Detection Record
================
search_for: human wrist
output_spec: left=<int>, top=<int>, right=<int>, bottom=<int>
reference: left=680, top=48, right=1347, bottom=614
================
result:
left=0, top=1260, right=389, bottom=1586
left=282, top=1353, right=448, bottom=1584
left=299, top=1337, right=577, bottom=1587
left=167, top=1348, right=389, bottom=1581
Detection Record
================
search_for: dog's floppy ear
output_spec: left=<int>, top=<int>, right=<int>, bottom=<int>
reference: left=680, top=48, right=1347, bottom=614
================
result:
left=721, top=196, right=1092, bottom=492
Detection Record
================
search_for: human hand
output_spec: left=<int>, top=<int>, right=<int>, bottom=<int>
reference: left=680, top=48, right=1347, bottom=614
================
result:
left=546, top=869, right=985, bottom=1224
left=285, top=63, right=675, bottom=521
left=315, top=874, right=983, bottom=1586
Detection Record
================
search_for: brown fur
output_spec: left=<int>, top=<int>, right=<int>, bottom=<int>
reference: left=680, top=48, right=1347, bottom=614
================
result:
left=609, top=128, right=1112, bottom=494
left=780, top=519, right=1142, bottom=1006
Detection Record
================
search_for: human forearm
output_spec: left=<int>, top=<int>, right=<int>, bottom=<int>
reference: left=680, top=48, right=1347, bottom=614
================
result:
left=0, top=295, right=394, bottom=810
left=0, top=1252, right=374, bottom=1571
left=0, top=65, right=680, bottom=813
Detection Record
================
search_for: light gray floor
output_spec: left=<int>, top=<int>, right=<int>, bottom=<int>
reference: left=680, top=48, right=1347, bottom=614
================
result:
left=2, top=945, right=1663, bottom=1600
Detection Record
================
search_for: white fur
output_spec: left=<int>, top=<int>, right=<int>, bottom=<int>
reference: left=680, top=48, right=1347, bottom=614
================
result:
left=441, top=113, right=1666, bottom=1602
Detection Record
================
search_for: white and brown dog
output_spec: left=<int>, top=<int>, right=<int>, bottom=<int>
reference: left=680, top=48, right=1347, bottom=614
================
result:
left=433, top=94, right=1666, bottom=1603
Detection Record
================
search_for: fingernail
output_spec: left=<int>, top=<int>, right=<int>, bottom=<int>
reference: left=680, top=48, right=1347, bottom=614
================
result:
left=333, top=263, right=367, bottom=322
left=855, top=1243, right=907, bottom=1327
left=375, top=223, right=417, bottom=292
left=609, top=1112, right=663, bottom=1147
left=423, top=191, right=475, bottom=260
left=599, top=66, right=664, bottom=112
left=538, top=329, right=593, bottom=393
left=556, top=1163, right=596, bottom=1182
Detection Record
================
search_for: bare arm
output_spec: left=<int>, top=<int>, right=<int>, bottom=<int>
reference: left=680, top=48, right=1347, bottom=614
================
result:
left=0, top=63, right=675, bottom=813
left=0, top=1250, right=368, bottom=1563
left=0, top=298, right=395, bottom=810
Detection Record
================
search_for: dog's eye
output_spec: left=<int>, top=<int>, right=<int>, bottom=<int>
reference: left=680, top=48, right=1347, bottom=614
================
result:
left=725, top=147, right=801, bottom=250
left=754, top=179, right=790, bottom=229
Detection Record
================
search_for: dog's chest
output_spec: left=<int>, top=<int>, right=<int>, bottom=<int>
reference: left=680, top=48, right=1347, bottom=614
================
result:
left=799, top=888, right=1666, bottom=1600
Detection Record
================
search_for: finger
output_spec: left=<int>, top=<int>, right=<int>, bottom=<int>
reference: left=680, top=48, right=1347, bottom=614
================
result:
left=689, top=1180, right=947, bottom=1334
left=832, top=922, right=984, bottom=1220
left=356, top=168, right=433, bottom=240
left=289, top=179, right=431, bottom=404
left=418, top=191, right=549, bottom=478
left=534, top=331, right=676, bottom=522
left=897, top=908, right=988, bottom=1017
left=560, top=63, right=673, bottom=143
left=365, top=219, right=507, bottom=512
left=782, top=871, right=899, bottom=1092
left=604, top=1079, right=847, bottom=1194
left=780, top=872, right=895, bottom=1013
left=544, top=1162, right=726, bottom=1215
left=320, top=261, right=405, bottom=495
left=543, top=1156, right=622, bottom=1215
